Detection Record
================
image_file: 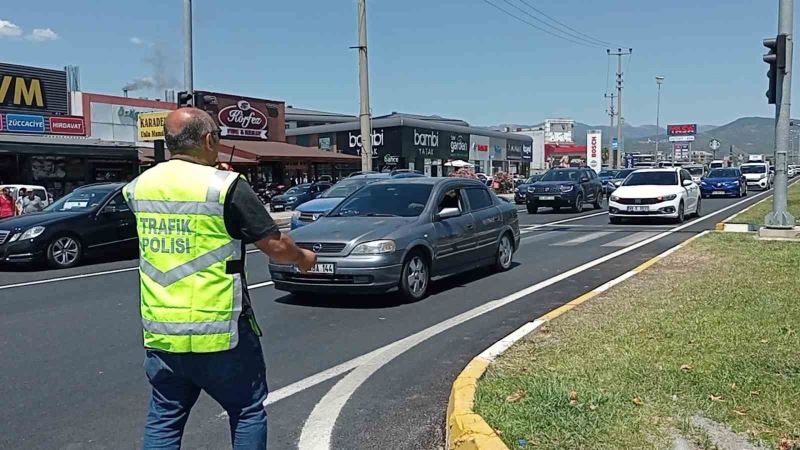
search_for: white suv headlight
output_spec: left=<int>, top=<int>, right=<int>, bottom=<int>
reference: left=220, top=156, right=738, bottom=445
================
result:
left=659, top=194, right=678, bottom=201
left=18, top=226, right=46, bottom=241
left=351, top=240, right=396, bottom=255
left=610, top=195, right=620, bottom=202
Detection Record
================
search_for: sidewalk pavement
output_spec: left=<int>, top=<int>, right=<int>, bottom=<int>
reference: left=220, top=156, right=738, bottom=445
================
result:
left=268, top=209, right=292, bottom=227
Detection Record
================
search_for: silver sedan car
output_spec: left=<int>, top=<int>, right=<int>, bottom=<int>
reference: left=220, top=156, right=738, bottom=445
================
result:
left=269, top=177, right=520, bottom=301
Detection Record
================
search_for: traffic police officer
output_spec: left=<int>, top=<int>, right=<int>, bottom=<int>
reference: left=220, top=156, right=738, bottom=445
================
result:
left=124, top=107, right=316, bottom=449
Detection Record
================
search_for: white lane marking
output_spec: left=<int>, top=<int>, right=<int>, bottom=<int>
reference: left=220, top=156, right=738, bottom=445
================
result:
left=293, top=189, right=773, bottom=450
left=601, top=232, right=659, bottom=247
left=480, top=319, right=545, bottom=361
left=0, top=267, right=139, bottom=291
left=552, top=231, right=614, bottom=246
left=521, top=231, right=561, bottom=243
left=520, top=210, right=608, bottom=230
left=249, top=281, right=274, bottom=289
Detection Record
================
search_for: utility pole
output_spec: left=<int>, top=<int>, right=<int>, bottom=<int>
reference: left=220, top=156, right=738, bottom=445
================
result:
left=608, top=48, right=632, bottom=168
left=605, top=92, right=616, bottom=152
left=183, top=0, right=193, bottom=93
left=764, top=0, right=795, bottom=229
left=356, top=0, right=373, bottom=172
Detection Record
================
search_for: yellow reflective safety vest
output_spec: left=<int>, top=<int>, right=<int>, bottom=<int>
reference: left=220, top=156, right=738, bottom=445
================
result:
left=123, top=159, right=244, bottom=353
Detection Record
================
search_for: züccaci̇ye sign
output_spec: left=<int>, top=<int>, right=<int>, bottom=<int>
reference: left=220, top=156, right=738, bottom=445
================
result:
left=194, top=91, right=285, bottom=142
left=137, top=111, right=169, bottom=141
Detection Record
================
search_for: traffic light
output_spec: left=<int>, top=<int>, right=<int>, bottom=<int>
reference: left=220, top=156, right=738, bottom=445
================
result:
left=763, top=34, right=787, bottom=104
left=177, top=91, right=193, bottom=108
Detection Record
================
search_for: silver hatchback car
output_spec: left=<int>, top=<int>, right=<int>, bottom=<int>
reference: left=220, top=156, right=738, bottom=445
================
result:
left=269, top=177, right=520, bottom=301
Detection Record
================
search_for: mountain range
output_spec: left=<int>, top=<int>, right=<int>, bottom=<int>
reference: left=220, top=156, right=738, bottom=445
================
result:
left=490, top=118, right=787, bottom=156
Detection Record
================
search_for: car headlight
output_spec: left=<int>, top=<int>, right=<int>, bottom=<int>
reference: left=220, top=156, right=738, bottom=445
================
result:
left=287, top=196, right=297, bottom=202
left=292, top=210, right=302, bottom=220
left=700, top=181, right=708, bottom=186
left=351, top=240, right=396, bottom=255
left=513, top=188, right=519, bottom=193
left=18, top=226, right=46, bottom=241
left=614, top=180, right=623, bottom=186
left=610, top=195, right=620, bottom=202
left=559, top=185, right=574, bottom=192
left=657, top=194, right=678, bottom=202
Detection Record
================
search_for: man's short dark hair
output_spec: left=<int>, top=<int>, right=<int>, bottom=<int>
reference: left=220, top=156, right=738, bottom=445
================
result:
left=19, top=188, right=27, bottom=194
left=164, top=109, right=219, bottom=154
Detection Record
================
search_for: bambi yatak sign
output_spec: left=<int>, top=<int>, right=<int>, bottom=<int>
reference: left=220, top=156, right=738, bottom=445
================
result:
left=586, top=130, right=602, bottom=173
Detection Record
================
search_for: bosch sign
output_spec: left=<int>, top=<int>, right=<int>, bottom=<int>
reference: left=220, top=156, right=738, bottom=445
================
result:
left=586, top=130, right=602, bottom=173
left=667, top=124, right=697, bottom=136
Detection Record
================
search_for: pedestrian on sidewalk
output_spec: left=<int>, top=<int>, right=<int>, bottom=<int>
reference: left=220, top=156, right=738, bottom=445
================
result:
left=124, top=107, right=317, bottom=450
left=0, top=187, right=15, bottom=219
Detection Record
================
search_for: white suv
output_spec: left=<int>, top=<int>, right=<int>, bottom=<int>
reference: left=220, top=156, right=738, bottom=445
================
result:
left=740, top=163, right=772, bottom=190
left=608, top=168, right=701, bottom=224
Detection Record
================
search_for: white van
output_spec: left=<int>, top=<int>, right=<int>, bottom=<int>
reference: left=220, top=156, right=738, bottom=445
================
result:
left=709, top=160, right=725, bottom=169
left=740, top=163, right=773, bottom=190
left=0, top=185, right=51, bottom=209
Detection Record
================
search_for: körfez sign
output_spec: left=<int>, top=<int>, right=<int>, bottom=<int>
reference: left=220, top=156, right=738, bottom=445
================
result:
left=195, top=91, right=285, bottom=142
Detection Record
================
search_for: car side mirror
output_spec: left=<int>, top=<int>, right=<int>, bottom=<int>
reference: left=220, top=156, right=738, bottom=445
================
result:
left=437, top=207, right=461, bottom=220
left=682, top=180, right=693, bottom=187
left=581, top=177, right=590, bottom=182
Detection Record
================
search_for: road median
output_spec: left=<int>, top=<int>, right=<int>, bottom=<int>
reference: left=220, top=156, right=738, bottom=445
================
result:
left=718, top=180, right=800, bottom=231
left=468, top=232, right=799, bottom=449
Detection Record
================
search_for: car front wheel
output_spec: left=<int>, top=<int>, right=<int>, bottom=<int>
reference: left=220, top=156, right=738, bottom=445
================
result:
left=695, top=198, right=702, bottom=217
left=399, top=252, right=430, bottom=301
left=493, top=233, right=514, bottom=272
left=675, top=202, right=685, bottom=223
left=572, top=193, right=584, bottom=213
left=46, top=235, right=82, bottom=269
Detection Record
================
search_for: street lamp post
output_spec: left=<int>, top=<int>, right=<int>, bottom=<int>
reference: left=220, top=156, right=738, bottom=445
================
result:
left=655, top=76, right=664, bottom=158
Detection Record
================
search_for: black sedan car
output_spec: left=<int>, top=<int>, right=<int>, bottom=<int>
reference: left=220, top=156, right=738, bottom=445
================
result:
left=526, top=167, right=604, bottom=213
left=0, top=183, right=137, bottom=268
left=269, top=177, right=520, bottom=301
left=270, top=182, right=332, bottom=212
left=513, top=175, right=543, bottom=204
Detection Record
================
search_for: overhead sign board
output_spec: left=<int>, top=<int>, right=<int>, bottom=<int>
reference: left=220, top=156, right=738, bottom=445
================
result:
left=668, top=135, right=695, bottom=142
left=0, top=63, right=68, bottom=116
left=49, top=116, right=85, bottom=135
left=5, top=113, right=45, bottom=133
left=137, top=111, right=169, bottom=141
left=194, top=91, right=285, bottom=142
left=667, top=124, right=697, bottom=136
left=709, top=139, right=721, bottom=150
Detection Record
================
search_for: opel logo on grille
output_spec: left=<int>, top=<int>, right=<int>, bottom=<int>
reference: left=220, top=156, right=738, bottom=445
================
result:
left=312, top=243, right=323, bottom=253
left=545, top=187, right=550, bottom=192
left=635, top=199, right=642, bottom=204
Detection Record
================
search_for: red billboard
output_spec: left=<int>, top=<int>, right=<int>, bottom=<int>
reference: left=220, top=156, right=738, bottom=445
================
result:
left=194, top=91, right=285, bottom=142
left=667, top=124, right=697, bottom=136
left=49, top=116, right=86, bottom=135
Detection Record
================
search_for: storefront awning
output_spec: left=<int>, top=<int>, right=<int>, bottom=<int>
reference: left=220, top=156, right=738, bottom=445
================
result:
left=138, top=146, right=258, bottom=164
left=219, top=139, right=360, bottom=163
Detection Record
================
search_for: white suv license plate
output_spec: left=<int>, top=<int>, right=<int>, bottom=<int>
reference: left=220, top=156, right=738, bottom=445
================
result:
left=627, top=206, right=649, bottom=212
left=538, top=195, right=556, bottom=201
left=308, top=263, right=335, bottom=274
left=713, top=190, right=726, bottom=195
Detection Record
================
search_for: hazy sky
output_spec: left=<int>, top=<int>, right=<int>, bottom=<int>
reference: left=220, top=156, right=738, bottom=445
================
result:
left=0, top=0, right=790, bottom=127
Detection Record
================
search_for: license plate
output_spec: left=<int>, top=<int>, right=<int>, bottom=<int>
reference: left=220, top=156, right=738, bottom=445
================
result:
left=627, top=206, right=649, bottom=212
left=308, top=263, right=335, bottom=274
left=713, top=190, right=726, bottom=196
left=539, top=196, right=555, bottom=201
left=272, top=205, right=284, bottom=211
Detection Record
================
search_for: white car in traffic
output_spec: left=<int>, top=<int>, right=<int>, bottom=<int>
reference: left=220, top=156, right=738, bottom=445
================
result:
left=740, top=162, right=772, bottom=190
left=608, top=168, right=701, bottom=224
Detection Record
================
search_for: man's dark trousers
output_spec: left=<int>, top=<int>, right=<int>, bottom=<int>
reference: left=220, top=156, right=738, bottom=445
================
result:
left=142, top=317, right=268, bottom=449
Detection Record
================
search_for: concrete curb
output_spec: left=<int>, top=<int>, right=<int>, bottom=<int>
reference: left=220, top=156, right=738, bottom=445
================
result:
left=445, top=230, right=713, bottom=450
left=714, top=178, right=800, bottom=232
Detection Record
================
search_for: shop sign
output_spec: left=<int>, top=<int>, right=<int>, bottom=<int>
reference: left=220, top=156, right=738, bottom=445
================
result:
left=137, top=111, right=169, bottom=141
left=0, top=63, right=68, bottom=115
left=448, top=133, right=469, bottom=159
left=384, top=154, right=400, bottom=165
left=586, top=130, right=602, bottom=173
left=476, top=144, right=488, bottom=151
left=0, top=114, right=3, bottom=131
left=195, top=91, right=285, bottom=142
left=5, top=113, right=45, bottom=133
left=346, top=129, right=383, bottom=156
left=507, top=141, right=523, bottom=161
left=413, top=129, right=439, bottom=156
left=49, top=116, right=85, bottom=135
left=522, top=144, right=532, bottom=161
left=318, top=137, right=332, bottom=151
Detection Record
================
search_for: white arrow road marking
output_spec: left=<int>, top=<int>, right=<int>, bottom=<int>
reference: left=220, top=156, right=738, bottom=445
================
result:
left=292, top=188, right=774, bottom=449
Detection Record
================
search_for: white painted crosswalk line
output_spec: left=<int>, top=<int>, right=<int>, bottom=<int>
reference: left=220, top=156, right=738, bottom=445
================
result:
left=602, top=232, right=660, bottom=247
left=552, top=231, right=614, bottom=246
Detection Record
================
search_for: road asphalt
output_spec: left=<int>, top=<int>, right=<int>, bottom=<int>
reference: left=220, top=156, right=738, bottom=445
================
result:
left=0, top=190, right=772, bottom=449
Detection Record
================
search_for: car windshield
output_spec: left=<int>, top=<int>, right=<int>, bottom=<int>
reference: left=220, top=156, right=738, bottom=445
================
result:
left=331, top=183, right=433, bottom=217
left=540, top=170, right=579, bottom=182
left=599, top=170, right=618, bottom=178
left=322, top=179, right=371, bottom=198
left=708, top=169, right=739, bottom=178
left=524, top=176, right=542, bottom=184
left=285, top=186, right=310, bottom=195
left=623, top=171, right=678, bottom=186
left=45, top=187, right=114, bottom=212
left=615, top=169, right=636, bottom=178
left=687, top=167, right=705, bottom=176
left=741, top=165, right=766, bottom=174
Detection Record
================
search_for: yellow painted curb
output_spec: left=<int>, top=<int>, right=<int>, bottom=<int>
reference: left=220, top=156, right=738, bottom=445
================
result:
left=445, top=230, right=713, bottom=450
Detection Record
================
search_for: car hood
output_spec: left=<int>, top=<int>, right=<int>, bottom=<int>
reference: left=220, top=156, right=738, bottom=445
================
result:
left=515, top=184, right=531, bottom=190
left=271, top=194, right=298, bottom=202
left=703, top=177, right=739, bottom=183
left=612, top=185, right=683, bottom=198
left=534, top=181, right=577, bottom=187
left=295, top=198, right=344, bottom=213
left=289, top=216, right=418, bottom=244
left=0, top=211, right=84, bottom=230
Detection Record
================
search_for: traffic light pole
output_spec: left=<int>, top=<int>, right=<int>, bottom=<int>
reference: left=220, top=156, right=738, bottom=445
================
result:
left=183, top=0, right=193, bottom=94
left=765, top=0, right=795, bottom=229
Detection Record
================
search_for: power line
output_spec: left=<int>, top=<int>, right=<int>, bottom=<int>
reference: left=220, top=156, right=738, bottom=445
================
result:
left=516, top=0, right=618, bottom=47
left=480, top=0, right=605, bottom=48
left=496, top=0, right=607, bottom=48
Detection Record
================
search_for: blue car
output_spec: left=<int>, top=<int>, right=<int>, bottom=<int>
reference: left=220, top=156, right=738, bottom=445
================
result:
left=290, top=172, right=424, bottom=229
left=700, top=168, right=747, bottom=198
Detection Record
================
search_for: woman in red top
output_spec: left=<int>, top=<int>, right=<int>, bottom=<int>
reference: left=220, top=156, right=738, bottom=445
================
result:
left=0, top=187, right=15, bottom=219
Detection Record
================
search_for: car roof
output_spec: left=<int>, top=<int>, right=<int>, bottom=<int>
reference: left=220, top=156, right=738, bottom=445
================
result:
left=633, top=167, right=681, bottom=173
left=370, top=177, right=485, bottom=187
left=75, top=182, right=126, bottom=190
